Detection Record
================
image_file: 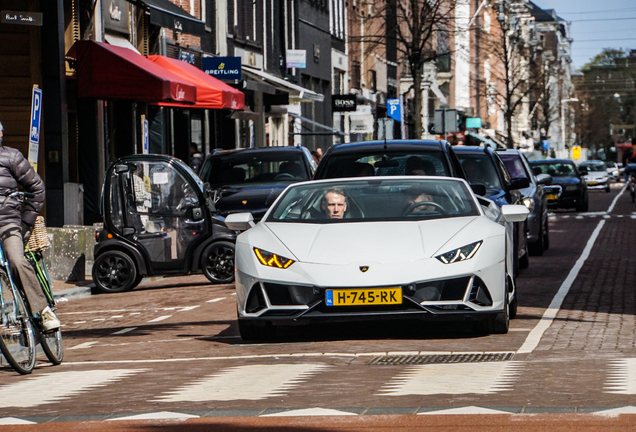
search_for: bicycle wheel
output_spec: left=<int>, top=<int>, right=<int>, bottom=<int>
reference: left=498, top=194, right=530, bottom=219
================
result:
left=0, top=270, right=36, bottom=374
left=40, top=328, right=63, bottom=365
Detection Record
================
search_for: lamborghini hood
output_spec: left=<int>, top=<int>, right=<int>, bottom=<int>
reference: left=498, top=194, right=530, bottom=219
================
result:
left=265, top=217, right=480, bottom=265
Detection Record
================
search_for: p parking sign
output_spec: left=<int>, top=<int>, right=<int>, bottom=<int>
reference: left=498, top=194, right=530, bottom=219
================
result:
left=28, top=85, right=42, bottom=170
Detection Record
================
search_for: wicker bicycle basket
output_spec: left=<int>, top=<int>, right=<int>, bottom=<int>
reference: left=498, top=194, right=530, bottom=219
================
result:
left=26, top=215, right=50, bottom=252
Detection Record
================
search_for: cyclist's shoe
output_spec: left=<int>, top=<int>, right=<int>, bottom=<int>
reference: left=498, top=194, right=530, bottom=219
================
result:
left=41, top=307, right=61, bottom=332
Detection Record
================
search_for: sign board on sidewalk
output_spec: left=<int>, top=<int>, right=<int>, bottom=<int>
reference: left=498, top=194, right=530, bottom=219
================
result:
left=572, top=145, right=581, bottom=159
left=28, top=85, right=42, bottom=170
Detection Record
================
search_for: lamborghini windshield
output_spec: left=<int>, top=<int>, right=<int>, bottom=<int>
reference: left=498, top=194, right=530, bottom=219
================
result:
left=267, top=178, right=480, bottom=223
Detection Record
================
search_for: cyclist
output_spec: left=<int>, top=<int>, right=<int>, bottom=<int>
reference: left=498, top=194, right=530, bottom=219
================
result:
left=0, top=120, right=59, bottom=331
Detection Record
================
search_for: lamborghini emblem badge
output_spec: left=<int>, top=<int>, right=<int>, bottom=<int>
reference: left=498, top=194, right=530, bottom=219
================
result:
left=242, top=200, right=247, bottom=205
left=359, top=266, right=369, bottom=273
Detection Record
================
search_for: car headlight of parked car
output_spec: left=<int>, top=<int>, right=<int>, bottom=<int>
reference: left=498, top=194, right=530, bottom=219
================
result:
left=436, top=241, right=482, bottom=264
left=522, top=197, right=535, bottom=212
left=565, top=185, right=579, bottom=191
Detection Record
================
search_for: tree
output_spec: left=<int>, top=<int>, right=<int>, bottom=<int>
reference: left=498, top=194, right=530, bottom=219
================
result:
left=479, top=1, right=542, bottom=148
left=350, top=0, right=456, bottom=137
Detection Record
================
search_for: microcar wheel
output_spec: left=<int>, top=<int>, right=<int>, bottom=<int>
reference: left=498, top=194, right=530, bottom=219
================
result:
left=92, top=251, right=138, bottom=294
left=201, top=241, right=235, bottom=284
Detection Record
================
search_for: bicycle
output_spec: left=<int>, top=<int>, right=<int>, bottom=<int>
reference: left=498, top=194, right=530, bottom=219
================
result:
left=0, top=192, right=63, bottom=374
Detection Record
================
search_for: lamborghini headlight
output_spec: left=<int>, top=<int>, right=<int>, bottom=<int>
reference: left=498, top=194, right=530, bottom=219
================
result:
left=522, top=197, right=535, bottom=212
left=436, top=241, right=482, bottom=264
left=253, top=247, right=295, bottom=269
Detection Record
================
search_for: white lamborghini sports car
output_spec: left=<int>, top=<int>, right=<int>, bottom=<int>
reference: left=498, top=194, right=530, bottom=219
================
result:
left=225, top=177, right=528, bottom=341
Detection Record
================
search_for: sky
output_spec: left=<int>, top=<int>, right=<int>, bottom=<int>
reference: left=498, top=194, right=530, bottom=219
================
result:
left=530, top=0, right=636, bottom=71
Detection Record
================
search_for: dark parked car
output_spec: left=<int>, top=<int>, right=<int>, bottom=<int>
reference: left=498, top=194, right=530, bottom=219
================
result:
left=529, top=159, right=589, bottom=212
left=497, top=149, right=552, bottom=256
left=453, top=145, right=530, bottom=273
left=198, top=146, right=317, bottom=221
left=314, top=140, right=467, bottom=181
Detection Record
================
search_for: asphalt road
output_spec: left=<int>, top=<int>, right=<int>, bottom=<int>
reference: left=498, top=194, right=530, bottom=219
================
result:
left=2, top=181, right=636, bottom=431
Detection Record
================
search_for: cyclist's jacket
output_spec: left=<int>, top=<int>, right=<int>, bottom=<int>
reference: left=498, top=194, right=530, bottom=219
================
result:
left=0, top=144, right=44, bottom=229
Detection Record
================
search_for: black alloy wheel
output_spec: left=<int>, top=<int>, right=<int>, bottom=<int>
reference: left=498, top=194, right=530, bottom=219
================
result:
left=92, top=251, right=138, bottom=294
left=529, top=218, right=544, bottom=256
left=201, top=241, right=235, bottom=284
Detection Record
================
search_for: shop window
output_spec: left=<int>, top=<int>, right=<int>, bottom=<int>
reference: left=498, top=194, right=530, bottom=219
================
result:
left=351, top=61, right=361, bottom=90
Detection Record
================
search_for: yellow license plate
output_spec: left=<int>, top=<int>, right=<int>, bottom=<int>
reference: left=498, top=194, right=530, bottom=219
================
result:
left=588, top=181, right=597, bottom=186
left=546, top=193, right=558, bottom=201
left=325, top=288, right=402, bottom=306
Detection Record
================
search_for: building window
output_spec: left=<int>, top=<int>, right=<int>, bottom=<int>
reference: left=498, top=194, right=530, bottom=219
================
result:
left=330, top=0, right=345, bottom=39
left=368, top=69, right=376, bottom=92
left=229, top=0, right=261, bottom=42
left=351, top=61, right=361, bottom=89
left=333, top=70, right=345, bottom=94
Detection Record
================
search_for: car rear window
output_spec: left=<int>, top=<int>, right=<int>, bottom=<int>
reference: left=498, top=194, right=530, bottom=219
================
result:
left=319, top=151, right=450, bottom=179
left=499, top=154, right=528, bottom=179
left=200, top=151, right=309, bottom=187
left=531, top=162, right=578, bottom=177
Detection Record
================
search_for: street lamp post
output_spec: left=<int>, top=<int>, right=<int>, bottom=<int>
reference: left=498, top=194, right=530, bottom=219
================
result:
left=561, top=98, right=579, bottom=157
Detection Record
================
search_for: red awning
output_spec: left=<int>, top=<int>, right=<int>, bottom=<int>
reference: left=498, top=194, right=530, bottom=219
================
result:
left=72, top=41, right=196, bottom=103
left=148, top=56, right=245, bottom=110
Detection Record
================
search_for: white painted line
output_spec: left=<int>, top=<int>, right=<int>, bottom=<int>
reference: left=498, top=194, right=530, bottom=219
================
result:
left=0, top=417, right=36, bottom=425
left=60, top=309, right=143, bottom=315
left=378, top=362, right=522, bottom=396
left=207, top=297, right=226, bottom=303
left=92, top=318, right=105, bottom=322
left=593, top=406, right=636, bottom=416
left=111, top=327, right=138, bottom=335
left=73, top=321, right=86, bottom=324
left=517, top=219, right=606, bottom=354
left=154, top=364, right=327, bottom=402
left=110, top=315, right=124, bottom=319
left=68, top=341, right=98, bottom=350
left=147, top=315, right=171, bottom=323
left=179, top=306, right=200, bottom=312
left=419, top=406, right=513, bottom=415
left=130, top=312, right=141, bottom=315
left=109, top=411, right=199, bottom=421
left=607, top=184, right=627, bottom=213
left=605, top=359, right=636, bottom=394
left=262, top=408, right=357, bottom=417
left=0, top=369, right=145, bottom=408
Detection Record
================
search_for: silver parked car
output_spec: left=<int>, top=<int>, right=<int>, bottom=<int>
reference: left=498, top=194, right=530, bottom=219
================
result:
left=579, top=160, right=611, bottom=193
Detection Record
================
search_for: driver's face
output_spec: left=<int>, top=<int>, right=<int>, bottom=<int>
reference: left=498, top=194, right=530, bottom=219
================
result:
left=323, top=192, right=347, bottom=219
left=409, top=193, right=432, bottom=205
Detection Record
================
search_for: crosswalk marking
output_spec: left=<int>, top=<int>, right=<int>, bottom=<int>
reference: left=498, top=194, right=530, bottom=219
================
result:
left=207, top=297, right=226, bottom=303
left=0, top=369, right=145, bottom=408
left=111, top=327, right=137, bottom=335
left=377, top=362, right=522, bottom=396
left=68, top=341, right=98, bottom=350
left=261, top=408, right=357, bottom=417
left=108, top=411, right=199, bottom=421
left=605, top=359, right=636, bottom=394
left=154, top=364, right=328, bottom=402
left=419, top=406, right=512, bottom=415
left=147, top=315, right=171, bottom=323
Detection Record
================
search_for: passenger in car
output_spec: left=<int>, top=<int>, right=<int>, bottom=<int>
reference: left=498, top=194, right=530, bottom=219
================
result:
left=345, top=162, right=375, bottom=177
left=405, top=156, right=436, bottom=175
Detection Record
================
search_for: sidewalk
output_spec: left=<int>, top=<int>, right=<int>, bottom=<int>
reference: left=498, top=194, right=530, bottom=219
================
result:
left=51, top=278, right=94, bottom=301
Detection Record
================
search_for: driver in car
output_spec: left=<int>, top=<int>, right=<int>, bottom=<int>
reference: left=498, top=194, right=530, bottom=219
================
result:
left=405, top=187, right=438, bottom=215
left=322, top=188, right=348, bottom=219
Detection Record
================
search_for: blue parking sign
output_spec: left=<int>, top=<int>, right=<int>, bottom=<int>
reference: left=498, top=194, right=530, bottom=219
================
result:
left=387, top=98, right=401, bottom=122
left=28, top=85, right=42, bottom=167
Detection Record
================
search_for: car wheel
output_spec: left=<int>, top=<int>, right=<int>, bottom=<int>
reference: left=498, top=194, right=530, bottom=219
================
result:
left=201, top=241, right=235, bottom=284
left=519, top=242, right=529, bottom=269
left=576, top=195, right=589, bottom=212
left=238, top=318, right=276, bottom=341
left=92, top=250, right=138, bottom=294
left=543, top=218, right=550, bottom=251
left=605, top=184, right=611, bottom=193
left=509, top=276, right=517, bottom=320
left=490, top=295, right=510, bottom=334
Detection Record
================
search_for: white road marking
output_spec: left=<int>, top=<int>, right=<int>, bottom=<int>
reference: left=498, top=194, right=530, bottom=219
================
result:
left=154, top=364, right=328, bottom=402
left=607, top=184, right=626, bottom=213
left=111, top=327, right=138, bottom=335
left=178, top=306, right=200, bottom=312
left=605, top=359, right=636, bottom=394
left=130, top=312, right=140, bottom=315
left=0, top=418, right=36, bottom=425
left=378, top=362, right=522, bottom=396
left=593, top=406, right=636, bottom=416
left=147, top=315, right=171, bottom=323
left=207, top=297, right=226, bottom=303
left=109, top=411, right=198, bottom=421
left=0, top=369, right=144, bottom=408
left=73, top=321, right=86, bottom=324
left=110, top=315, right=124, bottom=319
left=68, top=341, right=98, bottom=350
left=261, top=408, right=356, bottom=417
left=517, top=219, right=606, bottom=354
left=60, top=310, right=143, bottom=315
left=92, top=318, right=105, bottom=321
left=419, top=406, right=512, bottom=415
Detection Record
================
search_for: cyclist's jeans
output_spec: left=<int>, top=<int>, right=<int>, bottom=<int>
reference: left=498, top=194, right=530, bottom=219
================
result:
left=0, top=223, right=48, bottom=314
